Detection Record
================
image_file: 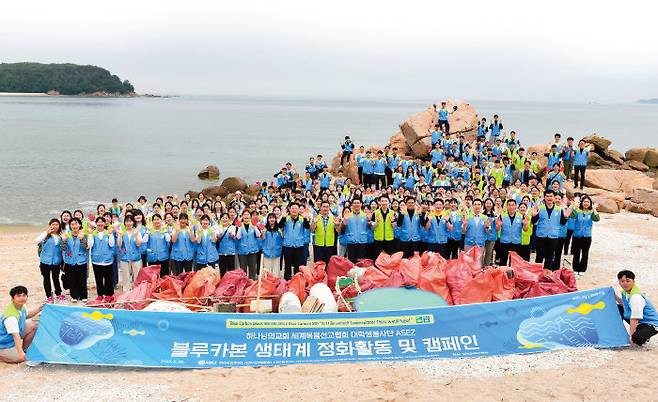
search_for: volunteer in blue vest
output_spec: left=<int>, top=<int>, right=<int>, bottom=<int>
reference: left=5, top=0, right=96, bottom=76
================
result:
left=170, top=213, right=197, bottom=275
left=616, top=270, right=658, bottom=346
left=342, top=198, right=374, bottom=262
left=61, top=218, right=89, bottom=303
left=340, top=135, right=354, bottom=167
left=386, top=148, right=399, bottom=187
left=311, top=200, right=340, bottom=265
left=573, top=140, right=591, bottom=190
left=397, top=197, right=422, bottom=258
left=145, top=214, right=171, bottom=276
left=489, top=114, right=503, bottom=142
left=318, top=166, right=332, bottom=190
left=89, top=216, right=116, bottom=303
left=447, top=198, right=465, bottom=259
left=372, top=196, right=397, bottom=256
left=194, top=214, right=220, bottom=269
left=35, top=218, right=65, bottom=303
left=279, top=202, right=310, bottom=280
left=373, top=150, right=387, bottom=190
left=236, top=210, right=262, bottom=280
left=117, top=215, right=144, bottom=290
left=571, top=195, right=600, bottom=275
left=434, top=102, right=457, bottom=135
left=355, top=146, right=365, bottom=186
left=531, top=190, right=572, bottom=270
left=462, top=199, right=491, bottom=261
left=562, top=136, right=575, bottom=181
left=362, top=150, right=375, bottom=188
left=421, top=199, right=451, bottom=259
left=261, top=213, right=283, bottom=277
left=496, top=199, right=528, bottom=265
left=216, top=213, right=238, bottom=273
left=0, top=286, right=42, bottom=364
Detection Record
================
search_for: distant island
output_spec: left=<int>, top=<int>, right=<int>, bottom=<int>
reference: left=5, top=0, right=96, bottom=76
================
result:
left=0, top=62, right=135, bottom=96
left=637, top=98, right=658, bottom=104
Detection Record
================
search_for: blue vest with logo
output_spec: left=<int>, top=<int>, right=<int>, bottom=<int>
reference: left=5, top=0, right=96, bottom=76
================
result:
left=282, top=217, right=307, bottom=248
left=535, top=206, right=563, bottom=239
left=399, top=211, right=421, bottom=242
left=500, top=213, right=523, bottom=244
left=621, top=288, right=658, bottom=327
left=91, top=231, right=115, bottom=264
left=464, top=214, right=488, bottom=247
left=62, top=234, right=88, bottom=265
left=262, top=229, right=283, bottom=258
left=344, top=212, right=370, bottom=245
left=39, top=235, right=63, bottom=265
left=170, top=228, right=195, bottom=261
left=147, top=230, right=170, bottom=263
left=237, top=225, right=261, bottom=255
left=195, top=229, right=219, bottom=264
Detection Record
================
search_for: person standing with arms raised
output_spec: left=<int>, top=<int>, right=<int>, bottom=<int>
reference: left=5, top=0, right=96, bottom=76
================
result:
left=310, top=200, right=340, bottom=265
left=531, top=190, right=572, bottom=270
left=372, top=196, right=397, bottom=256
left=279, top=202, right=310, bottom=280
left=342, top=198, right=374, bottom=262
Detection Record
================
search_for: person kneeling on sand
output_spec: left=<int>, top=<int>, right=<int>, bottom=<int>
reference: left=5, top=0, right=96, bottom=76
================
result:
left=0, top=286, right=42, bottom=363
left=616, top=270, right=658, bottom=346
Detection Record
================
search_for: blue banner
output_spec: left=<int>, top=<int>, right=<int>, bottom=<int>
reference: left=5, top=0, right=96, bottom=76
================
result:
left=26, top=287, right=628, bottom=368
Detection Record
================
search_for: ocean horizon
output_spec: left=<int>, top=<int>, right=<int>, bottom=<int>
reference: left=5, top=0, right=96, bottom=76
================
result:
left=1, top=95, right=657, bottom=226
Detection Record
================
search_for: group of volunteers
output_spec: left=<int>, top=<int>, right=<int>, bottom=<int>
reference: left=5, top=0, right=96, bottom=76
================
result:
left=35, top=103, right=601, bottom=307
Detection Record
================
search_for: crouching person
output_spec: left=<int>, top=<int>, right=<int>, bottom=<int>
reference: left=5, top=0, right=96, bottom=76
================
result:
left=617, top=270, right=658, bottom=346
left=0, top=286, right=42, bottom=363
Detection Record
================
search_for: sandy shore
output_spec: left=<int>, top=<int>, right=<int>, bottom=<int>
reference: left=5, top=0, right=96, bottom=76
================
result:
left=1, top=212, right=657, bottom=401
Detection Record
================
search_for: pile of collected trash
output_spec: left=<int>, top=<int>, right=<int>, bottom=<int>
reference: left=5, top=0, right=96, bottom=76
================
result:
left=106, top=246, right=577, bottom=313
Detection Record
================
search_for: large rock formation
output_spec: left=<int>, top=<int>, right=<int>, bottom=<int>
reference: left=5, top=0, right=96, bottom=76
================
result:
left=625, top=160, right=650, bottom=172
left=526, top=143, right=550, bottom=174
left=200, top=185, right=228, bottom=199
left=220, top=177, right=248, bottom=193
left=398, top=101, right=478, bottom=158
left=197, top=165, right=220, bottom=180
left=644, top=149, right=658, bottom=168
left=581, top=135, right=611, bottom=154
left=624, top=188, right=658, bottom=217
left=625, top=147, right=650, bottom=163
left=584, top=169, right=654, bottom=194
left=387, top=131, right=412, bottom=156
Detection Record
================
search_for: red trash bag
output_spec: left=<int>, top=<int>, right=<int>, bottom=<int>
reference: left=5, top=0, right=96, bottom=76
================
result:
left=272, top=277, right=288, bottom=311
left=509, top=251, right=544, bottom=298
left=420, top=251, right=447, bottom=270
left=417, top=262, right=453, bottom=305
left=337, top=283, right=360, bottom=312
left=460, top=246, right=483, bottom=275
left=491, top=268, right=516, bottom=301
left=375, top=252, right=403, bottom=276
left=242, top=272, right=279, bottom=312
left=115, top=281, right=156, bottom=310
left=327, top=256, right=354, bottom=290
left=360, top=267, right=389, bottom=291
left=399, top=253, right=422, bottom=286
left=213, top=268, right=250, bottom=298
left=176, top=271, right=196, bottom=289
left=383, top=271, right=405, bottom=288
left=444, top=259, right=472, bottom=305
left=300, top=262, right=328, bottom=289
left=151, top=276, right=184, bottom=301
left=557, top=267, right=577, bottom=292
left=460, top=270, right=495, bottom=304
left=182, top=267, right=222, bottom=309
left=133, top=264, right=161, bottom=288
left=356, top=259, right=374, bottom=268
left=287, top=272, right=308, bottom=304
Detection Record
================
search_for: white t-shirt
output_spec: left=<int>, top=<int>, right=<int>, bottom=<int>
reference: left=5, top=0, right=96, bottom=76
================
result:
left=629, top=294, right=646, bottom=320
left=3, top=316, right=19, bottom=334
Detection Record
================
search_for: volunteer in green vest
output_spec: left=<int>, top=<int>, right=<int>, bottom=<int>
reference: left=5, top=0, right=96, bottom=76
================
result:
left=0, top=286, right=42, bottom=364
left=371, top=196, right=396, bottom=256
left=310, top=200, right=340, bottom=265
left=616, top=270, right=658, bottom=346
left=517, top=202, right=533, bottom=261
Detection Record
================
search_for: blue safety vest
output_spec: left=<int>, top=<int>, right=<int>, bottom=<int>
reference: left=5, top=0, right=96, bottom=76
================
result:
left=574, top=148, right=589, bottom=166
left=344, top=212, right=370, bottom=245
left=282, top=217, right=307, bottom=248
left=236, top=225, right=261, bottom=255
left=573, top=209, right=598, bottom=238
left=621, top=287, right=658, bottom=327
left=0, top=304, right=27, bottom=349
left=262, top=229, right=283, bottom=258
left=170, top=228, right=195, bottom=261
left=399, top=211, right=421, bottom=242
left=319, top=173, right=332, bottom=189
left=119, top=231, right=142, bottom=262
left=499, top=213, right=523, bottom=244
left=217, top=226, right=237, bottom=255
left=62, top=234, right=88, bottom=265
left=464, top=214, right=488, bottom=247
left=535, top=206, right=563, bottom=239
left=90, top=231, right=115, bottom=264
left=427, top=215, right=449, bottom=244
left=448, top=211, right=463, bottom=241
left=195, top=229, right=219, bottom=264
left=147, top=230, right=170, bottom=263
left=39, top=234, right=63, bottom=265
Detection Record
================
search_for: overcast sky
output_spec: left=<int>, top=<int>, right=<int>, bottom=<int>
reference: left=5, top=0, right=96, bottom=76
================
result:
left=2, top=0, right=657, bottom=102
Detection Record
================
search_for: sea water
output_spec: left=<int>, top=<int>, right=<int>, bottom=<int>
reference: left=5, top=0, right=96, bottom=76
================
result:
left=1, top=95, right=656, bottom=225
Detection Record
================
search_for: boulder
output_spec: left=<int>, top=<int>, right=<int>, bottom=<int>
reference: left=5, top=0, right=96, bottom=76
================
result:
left=592, top=196, right=619, bottom=214
left=584, top=169, right=654, bottom=194
left=624, top=188, right=658, bottom=217
left=644, top=149, right=658, bottom=168
left=625, top=147, right=650, bottom=162
left=220, top=177, right=248, bottom=193
left=654, top=179, right=658, bottom=190
left=399, top=100, right=478, bottom=158
left=604, top=149, right=624, bottom=165
left=330, top=152, right=358, bottom=183
left=245, top=183, right=262, bottom=197
left=568, top=187, right=625, bottom=211
left=388, top=131, right=412, bottom=156
left=587, top=152, right=615, bottom=168
left=197, top=165, right=220, bottom=180
left=200, top=185, right=228, bottom=200
left=581, top=135, right=611, bottom=153
left=526, top=143, right=550, bottom=174
left=626, top=159, right=650, bottom=172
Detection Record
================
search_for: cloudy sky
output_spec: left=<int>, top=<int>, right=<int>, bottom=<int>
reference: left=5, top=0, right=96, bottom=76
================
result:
left=2, top=0, right=657, bottom=102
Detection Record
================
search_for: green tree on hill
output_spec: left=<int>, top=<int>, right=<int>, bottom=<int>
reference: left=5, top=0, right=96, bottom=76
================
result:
left=0, top=62, right=135, bottom=95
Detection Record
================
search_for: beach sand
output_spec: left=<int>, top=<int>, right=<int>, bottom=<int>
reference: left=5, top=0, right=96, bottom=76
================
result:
left=1, top=212, right=657, bottom=401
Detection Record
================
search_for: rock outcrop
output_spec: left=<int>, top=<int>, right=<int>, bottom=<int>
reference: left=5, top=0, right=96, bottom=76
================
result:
left=220, top=177, right=248, bottom=193
left=584, top=169, right=654, bottom=194
left=526, top=143, right=550, bottom=174
left=644, top=149, right=658, bottom=168
left=200, top=185, right=228, bottom=199
left=625, top=160, right=650, bottom=172
left=625, top=148, right=650, bottom=163
left=197, top=165, right=220, bottom=180
left=387, top=131, right=412, bottom=156
left=398, top=101, right=478, bottom=158
left=624, top=188, right=658, bottom=217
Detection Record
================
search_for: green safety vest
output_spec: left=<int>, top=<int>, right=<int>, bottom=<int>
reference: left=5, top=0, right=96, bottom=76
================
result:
left=314, top=215, right=336, bottom=247
left=373, top=209, right=395, bottom=241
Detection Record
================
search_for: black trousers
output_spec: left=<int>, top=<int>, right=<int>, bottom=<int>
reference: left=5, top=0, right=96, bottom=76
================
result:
left=427, top=243, right=450, bottom=259
left=447, top=238, right=462, bottom=259
left=363, top=174, right=375, bottom=188
left=518, top=244, right=531, bottom=261
left=92, top=263, right=115, bottom=297
left=40, top=263, right=62, bottom=298
left=535, top=236, right=547, bottom=264
left=438, top=119, right=450, bottom=135
left=399, top=240, right=421, bottom=258
left=217, top=255, right=236, bottom=275
left=374, top=174, right=385, bottom=190
left=68, top=263, right=88, bottom=300
left=385, top=168, right=393, bottom=187
left=151, top=259, right=170, bottom=276
left=340, top=151, right=352, bottom=166
left=572, top=236, right=592, bottom=273
left=573, top=165, right=587, bottom=189
left=564, top=229, right=574, bottom=254
left=347, top=243, right=368, bottom=263
left=173, top=259, right=194, bottom=275
left=540, top=238, right=561, bottom=270
left=497, top=243, right=519, bottom=266
left=618, top=305, right=658, bottom=346
left=314, top=245, right=336, bottom=265
left=358, top=167, right=363, bottom=185
left=373, top=240, right=396, bottom=258
left=283, top=246, right=306, bottom=280
left=554, top=238, right=565, bottom=269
